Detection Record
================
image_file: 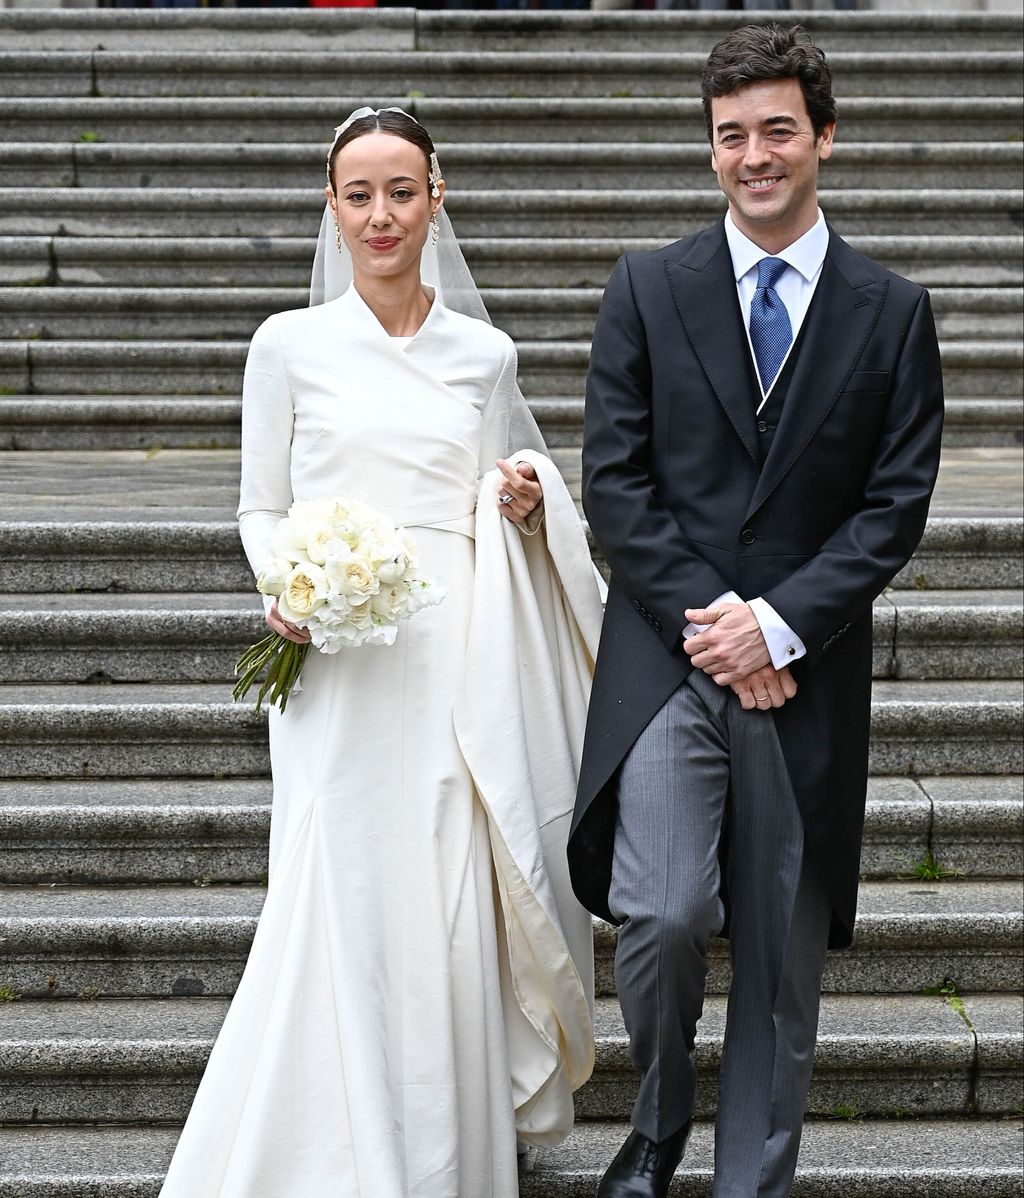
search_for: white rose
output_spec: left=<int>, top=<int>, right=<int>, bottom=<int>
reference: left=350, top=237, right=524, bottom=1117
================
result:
left=278, top=562, right=329, bottom=622
left=333, top=557, right=379, bottom=602
left=376, top=550, right=411, bottom=585
left=270, top=516, right=309, bottom=564
left=256, top=557, right=292, bottom=598
left=371, top=582, right=410, bottom=620
left=305, top=523, right=339, bottom=566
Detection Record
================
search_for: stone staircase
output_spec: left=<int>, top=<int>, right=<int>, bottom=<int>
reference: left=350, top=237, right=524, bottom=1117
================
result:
left=0, top=8, right=1021, bottom=1195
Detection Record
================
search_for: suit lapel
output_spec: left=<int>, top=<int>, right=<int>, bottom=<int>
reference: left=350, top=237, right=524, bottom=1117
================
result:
left=744, top=229, right=889, bottom=520
left=664, top=223, right=759, bottom=465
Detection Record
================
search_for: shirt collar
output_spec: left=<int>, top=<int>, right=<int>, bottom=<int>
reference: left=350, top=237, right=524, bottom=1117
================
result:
left=724, top=208, right=828, bottom=284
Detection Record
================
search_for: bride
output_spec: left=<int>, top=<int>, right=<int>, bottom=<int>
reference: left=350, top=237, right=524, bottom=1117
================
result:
left=159, top=107, right=601, bottom=1197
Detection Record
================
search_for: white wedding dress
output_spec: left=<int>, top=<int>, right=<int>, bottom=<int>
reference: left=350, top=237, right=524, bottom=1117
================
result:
left=159, top=285, right=595, bottom=1198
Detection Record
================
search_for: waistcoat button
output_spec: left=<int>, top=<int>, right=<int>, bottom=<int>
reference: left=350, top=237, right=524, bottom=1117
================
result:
left=741, top=529, right=756, bottom=545
left=757, top=420, right=768, bottom=433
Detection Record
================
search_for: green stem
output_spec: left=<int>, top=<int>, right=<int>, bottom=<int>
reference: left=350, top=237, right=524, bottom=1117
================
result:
left=233, top=634, right=310, bottom=715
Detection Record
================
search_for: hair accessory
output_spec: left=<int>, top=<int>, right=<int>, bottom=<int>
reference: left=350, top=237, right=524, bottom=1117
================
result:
left=325, top=106, right=444, bottom=194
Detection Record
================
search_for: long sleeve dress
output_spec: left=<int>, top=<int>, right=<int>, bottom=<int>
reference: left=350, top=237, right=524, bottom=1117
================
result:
left=159, top=285, right=596, bottom=1198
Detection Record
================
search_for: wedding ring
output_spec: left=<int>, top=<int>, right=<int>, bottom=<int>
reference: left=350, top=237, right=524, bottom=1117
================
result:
left=498, top=494, right=514, bottom=505
left=754, top=693, right=770, bottom=702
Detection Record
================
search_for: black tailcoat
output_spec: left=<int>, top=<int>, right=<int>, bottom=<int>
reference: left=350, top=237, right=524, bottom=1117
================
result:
left=568, top=221, right=944, bottom=949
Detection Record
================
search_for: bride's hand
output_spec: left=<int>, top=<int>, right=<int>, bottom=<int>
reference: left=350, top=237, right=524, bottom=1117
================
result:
left=496, top=459, right=543, bottom=523
left=267, top=599, right=312, bottom=645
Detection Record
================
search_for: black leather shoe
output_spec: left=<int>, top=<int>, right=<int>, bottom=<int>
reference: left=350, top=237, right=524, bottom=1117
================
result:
left=596, top=1122, right=692, bottom=1197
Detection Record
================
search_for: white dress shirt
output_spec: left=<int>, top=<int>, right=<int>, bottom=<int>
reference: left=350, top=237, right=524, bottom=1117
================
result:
left=683, top=210, right=829, bottom=668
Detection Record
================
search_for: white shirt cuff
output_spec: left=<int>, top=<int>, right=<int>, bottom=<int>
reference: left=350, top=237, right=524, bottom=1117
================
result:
left=683, top=590, right=742, bottom=638
left=748, top=596, right=806, bottom=668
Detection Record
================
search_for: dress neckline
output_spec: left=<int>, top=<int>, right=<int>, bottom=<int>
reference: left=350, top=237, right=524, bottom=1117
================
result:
left=346, top=283, right=440, bottom=348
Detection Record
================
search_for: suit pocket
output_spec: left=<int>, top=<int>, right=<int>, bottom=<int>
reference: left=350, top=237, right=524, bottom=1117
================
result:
left=843, top=370, right=890, bottom=395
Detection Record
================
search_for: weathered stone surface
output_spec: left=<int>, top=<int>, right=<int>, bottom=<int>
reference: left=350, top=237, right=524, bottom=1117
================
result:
left=924, top=776, right=1024, bottom=878
left=0, top=778, right=271, bottom=885
left=965, top=994, right=1024, bottom=1116
left=0, top=992, right=1004, bottom=1124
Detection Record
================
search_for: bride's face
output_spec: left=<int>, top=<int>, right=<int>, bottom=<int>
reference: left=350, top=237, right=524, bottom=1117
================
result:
left=326, top=131, right=444, bottom=282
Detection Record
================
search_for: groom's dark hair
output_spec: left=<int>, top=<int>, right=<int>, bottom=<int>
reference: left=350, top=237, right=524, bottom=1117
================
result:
left=700, top=23, right=837, bottom=144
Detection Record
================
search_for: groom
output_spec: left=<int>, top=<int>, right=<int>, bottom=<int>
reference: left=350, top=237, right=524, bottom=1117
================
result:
left=569, top=22, right=944, bottom=1198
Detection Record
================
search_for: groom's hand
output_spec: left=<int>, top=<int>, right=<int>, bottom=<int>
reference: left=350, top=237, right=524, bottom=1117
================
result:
left=683, top=602, right=771, bottom=684
left=731, top=665, right=798, bottom=711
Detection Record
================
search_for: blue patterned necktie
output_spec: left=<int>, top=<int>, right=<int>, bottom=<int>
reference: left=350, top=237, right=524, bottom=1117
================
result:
left=749, top=256, right=793, bottom=395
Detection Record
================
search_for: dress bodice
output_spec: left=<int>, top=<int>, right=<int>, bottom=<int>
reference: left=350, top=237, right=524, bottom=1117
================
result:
left=237, top=285, right=533, bottom=575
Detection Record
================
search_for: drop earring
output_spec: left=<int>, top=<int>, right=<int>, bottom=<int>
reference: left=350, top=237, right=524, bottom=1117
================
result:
left=335, top=221, right=342, bottom=253
left=430, top=212, right=440, bottom=245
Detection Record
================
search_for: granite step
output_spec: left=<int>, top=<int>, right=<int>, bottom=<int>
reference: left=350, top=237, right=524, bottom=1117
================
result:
left=0, top=589, right=1018, bottom=685
left=3, top=285, right=1019, bottom=345
left=417, top=10, right=1024, bottom=56
left=517, top=1118, right=1024, bottom=1198
left=2, top=50, right=1020, bottom=102
left=0, top=679, right=1020, bottom=781
left=1, top=395, right=1020, bottom=453
left=1, top=7, right=1019, bottom=54
left=0, top=1118, right=1020, bottom=1198
left=1, top=336, right=1019, bottom=398
left=0, top=778, right=272, bottom=886
left=4, top=234, right=1020, bottom=292
left=596, top=879, right=1024, bottom=998
left=1, top=187, right=1019, bottom=240
left=0, top=992, right=1017, bottom=1123
left=3, top=879, right=1018, bottom=1001
left=0, top=446, right=1018, bottom=591
left=2, top=513, right=1020, bottom=594
left=579, top=994, right=1023, bottom=1121
left=7, top=140, right=1021, bottom=193
left=1, top=776, right=1019, bottom=888
left=2, top=95, right=1019, bottom=147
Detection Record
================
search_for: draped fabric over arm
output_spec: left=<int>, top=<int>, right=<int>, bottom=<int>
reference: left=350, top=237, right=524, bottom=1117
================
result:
left=478, top=339, right=547, bottom=474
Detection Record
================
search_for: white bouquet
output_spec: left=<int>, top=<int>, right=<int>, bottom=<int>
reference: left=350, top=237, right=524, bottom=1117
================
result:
left=233, top=496, right=445, bottom=713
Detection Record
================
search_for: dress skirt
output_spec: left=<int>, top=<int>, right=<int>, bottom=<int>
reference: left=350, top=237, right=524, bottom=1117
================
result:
left=159, top=523, right=520, bottom=1198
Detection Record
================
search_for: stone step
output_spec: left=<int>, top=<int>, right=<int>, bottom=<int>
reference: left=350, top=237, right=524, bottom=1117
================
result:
left=420, top=10, right=1024, bottom=55
left=6, top=140, right=1021, bottom=193
left=0, top=1118, right=1020, bottom=1198
left=2, top=50, right=1020, bottom=102
left=579, top=994, right=1023, bottom=1122
left=0, top=589, right=1019, bottom=686
left=2, top=395, right=1021, bottom=453
left=3, top=95, right=1019, bottom=147
left=3, top=286, right=1020, bottom=345
left=0, top=679, right=1019, bottom=781
left=1, top=776, right=1019, bottom=888
left=1, top=187, right=1020, bottom=240
left=1, top=7, right=1019, bottom=54
left=2, top=879, right=1018, bottom=1002
left=0, top=992, right=1017, bottom=1123
left=0, top=447, right=1018, bottom=591
left=518, top=1118, right=1024, bottom=1198
left=2, top=513, right=1020, bottom=594
left=596, top=880, right=1024, bottom=998
left=0, top=778, right=272, bottom=886
left=5, top=234, right=1021, bottom=292
left=1, top=336, right=1019, bottom=398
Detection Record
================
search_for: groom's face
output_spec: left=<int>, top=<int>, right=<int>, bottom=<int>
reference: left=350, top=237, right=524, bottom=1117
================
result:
left=709, top=78, right=834, bottom=250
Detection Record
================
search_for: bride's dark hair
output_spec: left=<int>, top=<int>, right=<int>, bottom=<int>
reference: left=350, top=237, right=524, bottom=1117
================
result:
left=328, top=110, right=437, bottom=194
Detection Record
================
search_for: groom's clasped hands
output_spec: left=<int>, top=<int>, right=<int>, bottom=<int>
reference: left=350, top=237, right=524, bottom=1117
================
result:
left=683, top=602, right=798, bottom=711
